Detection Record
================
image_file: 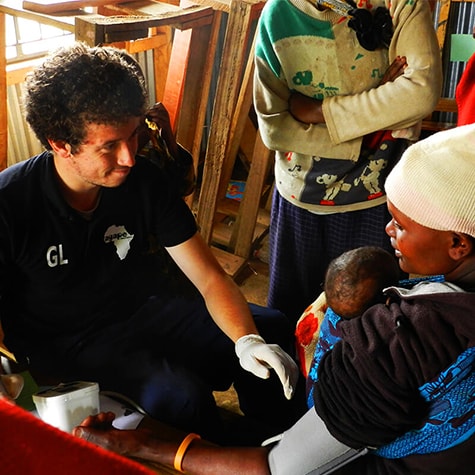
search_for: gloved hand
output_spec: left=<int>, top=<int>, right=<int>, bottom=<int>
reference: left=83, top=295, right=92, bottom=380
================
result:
left=235, top=334, right=299, bottom=400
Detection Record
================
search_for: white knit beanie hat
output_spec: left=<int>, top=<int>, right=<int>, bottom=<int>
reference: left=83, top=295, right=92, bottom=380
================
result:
left=385, top=123, right=475, bottom=237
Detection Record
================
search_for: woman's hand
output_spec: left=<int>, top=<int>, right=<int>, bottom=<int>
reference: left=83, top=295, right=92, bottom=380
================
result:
left=288, top=92, right=324, bottom=124
left=288, top=56, right=407, bottom=125
left=73, top=412, right=152, bottom=457
left=380, top=55, right=407, bottom=85
left=146, top=102, right=179, bottom=158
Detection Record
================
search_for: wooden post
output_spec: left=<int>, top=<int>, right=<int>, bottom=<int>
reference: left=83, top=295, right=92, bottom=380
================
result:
left=217, top=33, right=256, bottom=201
left=435, top=0, right=452, bottom=53
left=230, top=129, right=272, bottom=257
left=196, top=0, right=256, bottom=244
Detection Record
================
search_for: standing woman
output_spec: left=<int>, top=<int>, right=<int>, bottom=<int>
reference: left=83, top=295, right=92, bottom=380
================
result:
left=253, top=0, right=442, bottom=323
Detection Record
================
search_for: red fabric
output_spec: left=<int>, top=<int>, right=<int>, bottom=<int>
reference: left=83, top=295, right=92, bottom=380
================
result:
left=456, top=52, right=475, bottom=126
left=0, top=398, right=153, bottom=475
left=294, top=294, right=327, bottom=377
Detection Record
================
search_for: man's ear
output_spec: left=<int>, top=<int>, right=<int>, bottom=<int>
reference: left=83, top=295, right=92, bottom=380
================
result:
left=48, top=139, right=72, bottom=158
left=449, top=232, right=473, bottom=260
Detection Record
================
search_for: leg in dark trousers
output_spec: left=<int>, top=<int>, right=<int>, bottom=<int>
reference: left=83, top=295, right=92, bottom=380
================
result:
left=33, top=296, right=305, bottom=443
left=233, top=304, right=307, bottom=437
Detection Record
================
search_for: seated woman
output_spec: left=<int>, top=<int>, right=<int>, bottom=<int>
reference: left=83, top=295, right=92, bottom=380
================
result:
left=73, top=123, right=475, bottom=474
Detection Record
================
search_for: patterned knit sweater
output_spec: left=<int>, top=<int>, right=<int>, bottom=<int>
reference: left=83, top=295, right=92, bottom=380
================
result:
left=254, top=0, right=442, bottom=214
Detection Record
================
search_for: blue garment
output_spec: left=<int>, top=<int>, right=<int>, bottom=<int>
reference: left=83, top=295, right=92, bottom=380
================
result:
left=306, top=307, right=342, bottom=408
left=307, top=275, right=475, bottom=457
left=376, top=346, right=475, bottom=457
left=307, top=275, right=447, bottom=408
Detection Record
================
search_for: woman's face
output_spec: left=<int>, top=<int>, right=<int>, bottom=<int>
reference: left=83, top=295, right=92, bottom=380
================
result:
left=386, top=200, right=456, bottom=276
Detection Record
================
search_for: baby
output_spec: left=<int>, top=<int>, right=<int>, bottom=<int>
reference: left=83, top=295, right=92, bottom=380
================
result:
left=324, top=246, right=400, bottom=319
left=305, top=246, right=400, bottom=407
left=296, top=246, right=400, bottom=377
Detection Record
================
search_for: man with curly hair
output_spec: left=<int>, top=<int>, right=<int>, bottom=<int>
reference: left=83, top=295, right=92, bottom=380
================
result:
left=0, top=42, right=305, bottom=443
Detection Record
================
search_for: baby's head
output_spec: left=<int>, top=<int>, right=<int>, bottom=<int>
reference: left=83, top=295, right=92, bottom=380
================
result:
left=324, top=246, right=399, bottom=319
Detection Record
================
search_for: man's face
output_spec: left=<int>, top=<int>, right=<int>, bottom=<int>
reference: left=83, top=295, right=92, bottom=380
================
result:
left=386, top=200, right=455, bottom=276
left=66, top=117, right=142, bottom=189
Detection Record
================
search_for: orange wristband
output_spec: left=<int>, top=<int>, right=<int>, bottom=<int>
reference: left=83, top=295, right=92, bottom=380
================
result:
left=173, top=433, right=201, bottom=473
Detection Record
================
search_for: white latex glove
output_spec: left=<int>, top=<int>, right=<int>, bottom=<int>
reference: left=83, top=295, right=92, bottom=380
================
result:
left=235, top=334, right=299, bottom=400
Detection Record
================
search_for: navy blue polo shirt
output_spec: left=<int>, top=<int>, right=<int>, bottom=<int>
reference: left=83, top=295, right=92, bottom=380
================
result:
left=0, top=152, right=197, bottom=360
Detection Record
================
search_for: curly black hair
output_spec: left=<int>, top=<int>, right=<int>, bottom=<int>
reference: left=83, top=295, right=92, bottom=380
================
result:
left=24, top=42, right=148, bottom=152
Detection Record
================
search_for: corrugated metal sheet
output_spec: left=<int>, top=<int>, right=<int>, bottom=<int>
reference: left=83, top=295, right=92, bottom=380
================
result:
left=438, top=1, right=475, bottom=123
left=7, top=83, right=43, bottom=166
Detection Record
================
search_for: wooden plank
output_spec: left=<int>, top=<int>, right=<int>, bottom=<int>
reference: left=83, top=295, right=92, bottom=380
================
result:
left=173, top=18, right=219, bottom=209
left=6, top=58, right=44, bottom=86
left=178, top=10, right=222, bottom=208
left=216, top=197, right=270, bottom=227
left=151, top=26, right=173, bottom=102
left=213, top=219, right=268, bottom=248
left=196, top=0, right=257, bottom=244
left=230, top=129, right=272, bottom=257
left=435, top=0, right=451, bottom=52
left=217, top=34, right=256, bottom=199
left=211, top=245, right=247, bottom=278
left=238, top=117, right=257, bottom=166
left=0, top=1, right=76, bottom=31
left=162, top=28, right=193, bottom=131
left=99, top=1, right=213, bottom=25
left=191, top=0, right=265, bottom=16
left=175, top=17, right=217, bottom=148
left=75, top=5, right=213, bottom=45
left=23, top=0, right=113, bottom=14
left=433, top=97, right=457, bottom=113
left=107, top=31, right=168, bottom=53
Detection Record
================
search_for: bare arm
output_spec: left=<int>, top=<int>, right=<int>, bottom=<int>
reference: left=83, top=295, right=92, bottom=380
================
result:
left=73, top=413, right=271, bottom=475
left=288, top=56, right=408, bottom=125
left=165, top=232, right=299, bottom=399
left=255, top=0, right=440, bottom=152
left=165, top=232, right=259, bottom=342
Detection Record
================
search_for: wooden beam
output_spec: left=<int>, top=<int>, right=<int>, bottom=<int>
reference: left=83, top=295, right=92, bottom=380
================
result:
left=175, top=17, right=219, bottom=149
left=162, top=29, right=193, bottom=131
left=75, top=5, right=213, bottom=45
left=0, top=1, right=76, bottom=31
left=435, top=0, right=451, bottom=53
left=196, top=0, right=257, bottom=243
left=217, top=34, right=256, bottom=200
left=151, top=27, right=173, bottom=103
left=230, top=129, right=272, bottom=257
left=22, top=0, right=113, bottom=14
left=211, top=245, right=247, bottom=278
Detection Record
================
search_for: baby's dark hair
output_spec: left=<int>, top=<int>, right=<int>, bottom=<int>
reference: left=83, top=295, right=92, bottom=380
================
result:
left=324, top=246, right=400, bottom=318
left=24, top=42, right=148, bottom=152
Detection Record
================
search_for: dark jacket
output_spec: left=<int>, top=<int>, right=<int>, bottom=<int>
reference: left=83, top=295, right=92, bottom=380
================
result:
left=315, top=286, right=475, bottom=474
